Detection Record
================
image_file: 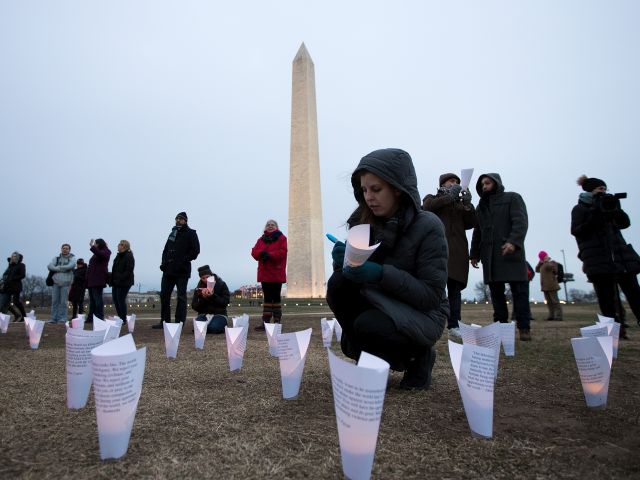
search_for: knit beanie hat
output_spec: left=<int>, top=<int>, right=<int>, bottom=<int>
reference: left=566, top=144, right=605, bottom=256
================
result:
left=538, top=251, right=548, bottom=261
left=197, top=265, right=213, bottom=277
left=439, top=173, right=461, bottom=186
left=577, top=175, right=606, bottom=192
left=176, top=211, right=188, bottom=221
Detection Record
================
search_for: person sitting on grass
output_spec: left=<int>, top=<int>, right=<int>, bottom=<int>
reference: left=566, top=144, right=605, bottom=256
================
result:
left=191, top=265, right=230, bottom=334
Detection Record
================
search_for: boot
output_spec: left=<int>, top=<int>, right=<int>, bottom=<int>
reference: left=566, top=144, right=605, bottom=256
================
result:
left=272, top=303, right=282, bottom=324
left=519, top=329, right=532, bottom=341
left=620, top=323, right=629, bottom=340
left=255, top=305, right=272, bottom=331
left=399, top=347, right=436, bottom=390
left=8, top=304, right=23, bottom=322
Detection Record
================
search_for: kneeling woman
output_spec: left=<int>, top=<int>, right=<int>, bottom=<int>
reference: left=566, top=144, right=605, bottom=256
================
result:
left=327, top=148, right=448, bottom=390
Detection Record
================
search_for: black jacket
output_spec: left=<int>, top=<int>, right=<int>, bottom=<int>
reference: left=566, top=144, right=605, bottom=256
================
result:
left=111, top=251, right=135, bottom=287
left=161, top=225, right=200, bottom=277
left=571, top=198, right=640, bottom=276
left=1, top=255, right=26, bottom=294
left=191, top=274, right=230, bottom=316
left=69, top=266, right=87, bottom=303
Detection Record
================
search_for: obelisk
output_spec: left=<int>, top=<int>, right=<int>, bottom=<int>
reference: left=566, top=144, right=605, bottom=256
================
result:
left=287, top=43, right=326, bottom=298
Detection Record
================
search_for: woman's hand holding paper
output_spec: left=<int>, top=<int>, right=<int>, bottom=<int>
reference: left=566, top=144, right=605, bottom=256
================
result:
left=343, top=261, right=382, bottom=283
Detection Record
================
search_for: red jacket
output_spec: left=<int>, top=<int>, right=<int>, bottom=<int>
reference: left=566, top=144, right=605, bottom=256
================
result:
left=251, top=230, right=287, bottom=283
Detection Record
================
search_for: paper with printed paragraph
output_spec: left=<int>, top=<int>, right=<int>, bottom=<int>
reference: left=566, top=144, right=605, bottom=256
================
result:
left=328, top=350, right=389, bottom=480
left=449, top=340, right=496, bottom=438
left=66, top=329, right=107, bottom=409
left=265, top=322, right=282, bottom=356
left=276, top=328, right=312, bottom=399
left=321, top=318, right=336, bottom=347
left=225, top=326, right=247, bottom=371
left=595, top=315, right=620, bottom=359
left=499, top=322, right=516, bottom=356
left=571, top=335, right=613, bottom=409
left=163, top=322, right=183, bottom=358
left=343, top=224, right=380, bottom=268
left=458, top=321, right=501, bottom=377
left=91, top=334, right=146, bottom=460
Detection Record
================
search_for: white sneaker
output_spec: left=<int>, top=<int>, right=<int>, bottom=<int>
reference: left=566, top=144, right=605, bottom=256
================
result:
left=448, top=327, right=461, bottom=339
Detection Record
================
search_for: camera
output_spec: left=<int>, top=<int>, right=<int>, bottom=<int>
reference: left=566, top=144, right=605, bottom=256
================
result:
left=595, top=192, right=627, bottom=213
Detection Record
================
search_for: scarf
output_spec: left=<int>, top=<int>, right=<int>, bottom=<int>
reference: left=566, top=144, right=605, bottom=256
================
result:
left=168, top=225, right=182, bottom=242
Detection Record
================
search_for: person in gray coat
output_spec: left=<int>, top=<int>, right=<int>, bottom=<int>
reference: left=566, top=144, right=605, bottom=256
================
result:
left=326, top=148, right=449, bottom=390
left=47, top=243, right=76, bottom=324
left=470, top=173, right=532, bottom=341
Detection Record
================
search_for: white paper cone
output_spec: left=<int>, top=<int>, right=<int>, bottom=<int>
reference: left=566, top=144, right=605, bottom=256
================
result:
left=320, top=318, right=336, bottom=348
left=571, top=336, right=613, bottom=409
left=460, top=168, right=474, bottom=190
left=277, top=328, right=312, bottom=399
left=26, top=310, right=36, bottom=319
left=163, top=322, right=183, bottom=358
left=193, top=318, right=208, bottom=350
left=0, top=313, right=9, bottom=333
left=449, top=340, right=496, bottom=438
left=596, top=316, right=620, bottom=359
left=27, top=319, right=45, bottom=349
left=91, top=334, right=146, bottom=460
left=334, top=321, right=343, bottom=343
left=232, top=314, right=250, bottom=329
left=459, top=321, right=501, bottom=377
left=225, top=326, right=247, bottom=371
left=66, top=329, right=107, bottom=409
left=343, top=224, right=381, bottom=268
left=265, top=322, right=282, bottom=356
left=499, top=322, right=516, bottom=356
left=127, top=314, right=136, bottom=333
left=71, top=317, right=85, bottom=329
left=328, top=350, right=389, bottom=480
left=206, top=277, right=216, bottom=292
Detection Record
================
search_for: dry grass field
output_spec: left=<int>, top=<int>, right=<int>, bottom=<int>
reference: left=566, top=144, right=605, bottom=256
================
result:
left=1, top=304, right=639, bottom=479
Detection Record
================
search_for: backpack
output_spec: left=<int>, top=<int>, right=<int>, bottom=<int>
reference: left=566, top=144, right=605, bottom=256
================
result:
left=556, top=262, right=565, bottom=283
left=526, top=261, right=535, bottom=281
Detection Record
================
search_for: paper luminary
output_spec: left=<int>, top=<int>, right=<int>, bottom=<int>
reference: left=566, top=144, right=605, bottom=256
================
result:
left=499, top=322, right=516, bottom=357
left=93, top=317, right=121, bottom=343
left=334, top=321, right=343, bottom=343
left=0, top=312, right=9, bottom=333
left=193, top=318, right=209, bottom=350
left=163, top=322, right=183, bottom=358
left=458, top=321, right=502, bottom=376
left=26, top=310, right=36, bottom=319
left=225, top=325, right=248, bottom=371
left=343, top=224, right=381, bottom=268
left=70, top=316, right=86, bottom=329
left=206, top=276, right=216, bottom=292
left=24, top=312, right=36, bottom=337
left=448, top=340, right=496, bottom=438
left=320, top=318, right=336, bottom=347
left=126, top=314, right=136, bottom=334
left=25, top=317, right=45, bottom=349
left=91, top=334, right=146, bottom=460
left=460, top=168, right=474, bottom=190
left=232, top=314, right=250, bottom=329
left=265, top=322, right=282, bottom=357
left=328, top=350, right=390, bottom=480
left=276, top=328, right=312, bottom=399
left=595, top=315, right=620, bottom=359
left=66, top=329, right=107, bottom=409
left=571, top=336, right=613, bottom=409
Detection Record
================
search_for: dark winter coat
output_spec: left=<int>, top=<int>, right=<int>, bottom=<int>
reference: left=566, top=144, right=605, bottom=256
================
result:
left=161, top=225, right=200, bottom=278
left=345, top=148, right=449, bottom=348
left=191, top=274, right=230, bottom=316
left=87, top=244, right=112, bottom=288
left=423, top=191, right=477, bottom=286
left=111, top=251, right=135, bottom=287
left=251, top=231, right=288, bottom=283
left=1, top=255, right=26, bottom=294
left=470, top=173, right=529, bottom=283
left=68, top=266, right=87, bottom=303
left=571, top=199, right=640, bottom=276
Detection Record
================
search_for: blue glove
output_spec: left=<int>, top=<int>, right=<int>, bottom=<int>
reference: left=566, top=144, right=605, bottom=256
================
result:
left=343, top=261, right=383, bottom=283
left=331, top=241, right=346, bottom=266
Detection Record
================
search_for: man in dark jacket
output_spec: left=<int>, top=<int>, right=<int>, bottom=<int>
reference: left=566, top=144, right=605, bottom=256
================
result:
left=0, top=252, right=27, bottom=321
left=423, top=173, right=477, bottom=339
left=572, top=175, right=640, bottom=339
left=470, top=173, right=532, bottom=341
left=191, top=265, right=230, bottom=334
left=153, top=212, right=200, bottom=329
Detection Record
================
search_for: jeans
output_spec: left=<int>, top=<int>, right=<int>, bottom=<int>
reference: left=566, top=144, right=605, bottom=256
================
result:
left=160, top=274, right=189, bottom=323
left=88, top=287, right=104, bottom=321
left=112, top=286, right=131, bottom=320
left=488, top=281, right=531, bottom=331
left=326, top=270, right=427, bottom=370
left=50, top=284, right=70, bottom=322
left=446, top=278, right=465, bottom=329
left=195, top=314, right=228, bottom=334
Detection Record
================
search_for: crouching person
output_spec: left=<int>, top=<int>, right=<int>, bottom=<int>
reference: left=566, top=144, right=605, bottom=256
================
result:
left=191, top=265, right=230, bottom=334
left=326, top=148, right=448, bottom=390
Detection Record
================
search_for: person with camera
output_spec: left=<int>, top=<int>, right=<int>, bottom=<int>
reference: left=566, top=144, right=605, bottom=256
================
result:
left=572, top=175, right=640, bottom=338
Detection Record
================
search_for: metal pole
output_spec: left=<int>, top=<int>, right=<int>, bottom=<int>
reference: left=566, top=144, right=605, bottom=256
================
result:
left=560, top=249, right=569, bottom=302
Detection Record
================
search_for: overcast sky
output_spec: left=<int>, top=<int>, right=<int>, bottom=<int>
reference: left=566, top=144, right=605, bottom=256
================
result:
left=1, top=1, right=638, bottom=300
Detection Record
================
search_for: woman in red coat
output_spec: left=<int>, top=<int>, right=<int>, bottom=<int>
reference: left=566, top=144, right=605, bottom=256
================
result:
left=251, top=219, right=287, bottom=330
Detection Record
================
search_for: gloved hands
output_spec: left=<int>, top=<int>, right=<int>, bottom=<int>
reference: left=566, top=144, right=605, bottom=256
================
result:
left=331, top=241, right=346, bottom=266
left=449, top=184, right=462, bottom=199
left=343, top=261, right=383, bottom=283
left=461, top=189, right=472, bottom=206
left=259, top=251, right=270, bottom=261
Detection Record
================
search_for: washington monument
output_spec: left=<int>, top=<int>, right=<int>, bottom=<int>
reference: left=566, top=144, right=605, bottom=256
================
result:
left=287, top=43, right=326, bottom=298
